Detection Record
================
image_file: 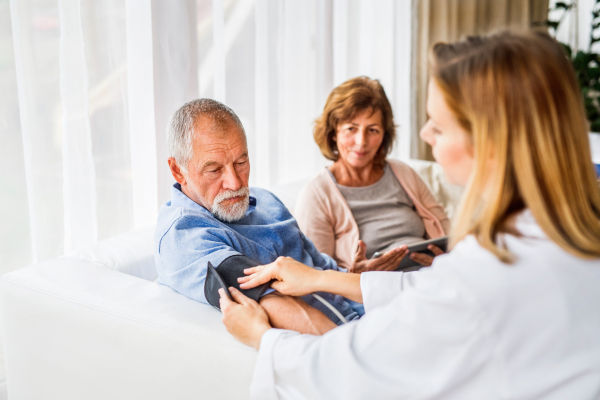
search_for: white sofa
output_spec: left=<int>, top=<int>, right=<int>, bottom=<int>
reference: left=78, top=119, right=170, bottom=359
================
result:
left=0, top=160, right=462, bottom=400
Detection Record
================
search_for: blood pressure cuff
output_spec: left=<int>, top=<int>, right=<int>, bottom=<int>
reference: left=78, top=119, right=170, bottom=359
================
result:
left=204, top=255, right=273, bottom=310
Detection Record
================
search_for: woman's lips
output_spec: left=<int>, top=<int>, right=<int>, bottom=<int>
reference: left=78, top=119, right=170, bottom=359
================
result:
left=352, top=151, right=368, bottom=157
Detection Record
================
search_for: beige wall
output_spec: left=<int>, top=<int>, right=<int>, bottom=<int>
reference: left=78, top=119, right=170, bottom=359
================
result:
left=413, top=0, right=550, bottom=160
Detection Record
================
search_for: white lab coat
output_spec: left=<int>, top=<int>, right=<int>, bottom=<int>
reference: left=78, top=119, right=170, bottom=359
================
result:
left=250, top=211, right=600, bottom=399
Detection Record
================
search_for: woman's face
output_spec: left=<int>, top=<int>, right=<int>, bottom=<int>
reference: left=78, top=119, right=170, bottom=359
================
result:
left=420, top=80, right=474, bottom=187
left=335, top=108, right=385, bottom=169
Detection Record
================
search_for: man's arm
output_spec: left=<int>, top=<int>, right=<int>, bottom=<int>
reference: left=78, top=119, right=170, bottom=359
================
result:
left=158, top=218, right=338, bottom=334
left=259, top=293, right=336, bottom=335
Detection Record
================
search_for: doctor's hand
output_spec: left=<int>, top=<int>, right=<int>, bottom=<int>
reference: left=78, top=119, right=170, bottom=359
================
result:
left=238, top=256, right=319, bottom=297
left=350, top=240, right=408, bottom=273
left=409, top=244, right=445, bottom=267
left=219, top=287, right=271, bottom=350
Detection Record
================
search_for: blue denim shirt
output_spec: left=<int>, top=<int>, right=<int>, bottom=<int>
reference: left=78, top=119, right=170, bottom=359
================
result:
left=155, top=183, right=359, bottom=323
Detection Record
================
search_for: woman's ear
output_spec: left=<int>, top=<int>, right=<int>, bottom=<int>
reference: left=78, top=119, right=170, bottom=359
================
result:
left=168, top=158, right=186, bottom=186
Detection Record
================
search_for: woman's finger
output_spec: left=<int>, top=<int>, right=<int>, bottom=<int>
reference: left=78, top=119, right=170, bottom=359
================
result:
left=369, top=247, right=406, bottom=271
left=428, top=244, right=444, bottom=256
left=381, top=249, right=407, bottom=271
left=237, top=274, right=253, bottom=284
left=377, top=246, right=407, bottom=263
left=243, top=265, right=265, bottom=275
left=239, top=268, right=274, bottom=289
left=410, top=252, right=434, bottom=266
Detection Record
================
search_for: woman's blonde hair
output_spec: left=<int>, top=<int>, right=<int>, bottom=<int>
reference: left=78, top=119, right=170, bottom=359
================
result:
left=430, top=31, right=600, bottom=261
left=314, top=76, right=396, bottom=167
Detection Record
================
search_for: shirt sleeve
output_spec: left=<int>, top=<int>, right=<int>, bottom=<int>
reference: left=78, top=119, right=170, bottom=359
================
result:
left=250, top=262, right=491, bottom=400
left=360, top=271, right=406, bottom=312
left=156, top=216, right=240, bottom=304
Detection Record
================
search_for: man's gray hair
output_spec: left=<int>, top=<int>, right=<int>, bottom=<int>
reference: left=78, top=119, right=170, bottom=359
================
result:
left=167, top=98, right=245, bottom=172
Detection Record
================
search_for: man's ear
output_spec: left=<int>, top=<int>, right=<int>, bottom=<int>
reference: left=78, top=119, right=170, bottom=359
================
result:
left=168, top=158, right=186, bottom=186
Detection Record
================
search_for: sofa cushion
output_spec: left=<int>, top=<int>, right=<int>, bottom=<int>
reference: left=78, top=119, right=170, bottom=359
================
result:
left=406, top=159, right=464, bottom=220
left=63, top=227, right=157, bottom=281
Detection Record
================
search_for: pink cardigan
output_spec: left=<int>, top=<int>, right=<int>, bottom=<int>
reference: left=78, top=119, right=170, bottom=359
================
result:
left=295, top=159, right=451, bottom=270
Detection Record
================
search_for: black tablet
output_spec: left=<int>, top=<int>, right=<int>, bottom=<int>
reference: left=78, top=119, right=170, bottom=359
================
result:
left=395, top=236, right=448, bottom=271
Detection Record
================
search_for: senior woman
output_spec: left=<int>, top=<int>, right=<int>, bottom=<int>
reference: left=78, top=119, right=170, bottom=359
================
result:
left=222, top=31, right=600, bottom=399
left=294, top=76, right=450, bottom=273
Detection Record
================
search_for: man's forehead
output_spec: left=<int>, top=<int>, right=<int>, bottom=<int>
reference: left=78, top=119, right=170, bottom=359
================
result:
left=192, top=118, right=247, bottom=158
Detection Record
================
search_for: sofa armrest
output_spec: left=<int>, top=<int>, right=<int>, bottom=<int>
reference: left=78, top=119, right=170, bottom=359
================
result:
left=0, top=259, right=257, bottom=400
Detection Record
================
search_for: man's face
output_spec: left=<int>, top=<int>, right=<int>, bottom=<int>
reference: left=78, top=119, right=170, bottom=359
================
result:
left=174, top=117, right=251, bottom=222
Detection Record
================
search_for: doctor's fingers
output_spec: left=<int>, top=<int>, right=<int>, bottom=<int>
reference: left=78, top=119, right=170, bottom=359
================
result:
left=239, top=268, right=277, bottom=289
left=243, top=265, right=265, bottom=275
left=219, top=288, right=236, bottom=311
left=228, top=287, right=258, bottom=307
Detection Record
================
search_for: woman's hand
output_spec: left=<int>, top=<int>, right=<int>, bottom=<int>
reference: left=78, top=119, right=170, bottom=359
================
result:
left=219, top=287, right=271, bottom=350
left=350, top=240, right=408, bottom=273
left=409, top=244, right=445, bottom=267
left=238, top=256, right=320, bottom=296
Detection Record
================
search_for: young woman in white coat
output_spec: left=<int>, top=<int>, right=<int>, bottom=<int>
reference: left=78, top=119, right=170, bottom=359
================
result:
left=220, top=31, right=600, bottom=400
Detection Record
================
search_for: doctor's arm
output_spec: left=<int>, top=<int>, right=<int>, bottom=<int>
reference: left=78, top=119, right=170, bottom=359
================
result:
left=238, top=256, right=364, bottom=303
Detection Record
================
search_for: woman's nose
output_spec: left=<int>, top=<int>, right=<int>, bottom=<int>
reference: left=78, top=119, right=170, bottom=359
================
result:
left=420, top=124, right=433, bottom=146
left=355, top=129, right=366, bottom=146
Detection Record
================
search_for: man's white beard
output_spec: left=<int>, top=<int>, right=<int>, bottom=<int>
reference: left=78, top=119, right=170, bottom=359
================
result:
left=211, top=187, right=250, bottom=222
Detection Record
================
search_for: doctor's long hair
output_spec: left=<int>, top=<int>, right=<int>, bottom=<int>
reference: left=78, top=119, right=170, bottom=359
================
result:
left=430, top=31, right=600, bottom=262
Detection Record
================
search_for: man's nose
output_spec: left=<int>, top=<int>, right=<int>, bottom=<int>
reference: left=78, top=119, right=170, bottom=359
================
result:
left=222, top=167, right=243, bottom=191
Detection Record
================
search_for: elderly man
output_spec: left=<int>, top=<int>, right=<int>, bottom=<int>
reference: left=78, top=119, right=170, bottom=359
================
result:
left=155, top=98, right=372, bottom=333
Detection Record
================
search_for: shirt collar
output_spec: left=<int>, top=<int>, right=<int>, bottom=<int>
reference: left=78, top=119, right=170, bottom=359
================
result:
left=171, top=183, right=256, bottom=219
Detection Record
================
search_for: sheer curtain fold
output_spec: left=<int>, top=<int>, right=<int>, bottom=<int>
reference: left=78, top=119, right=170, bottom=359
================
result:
left=254, top=0, right=271, bottom=188
left=151, top=0, right=199, bottom=206
left=8, top=0, right=39, bottom=264
left=9, top=0, right=65, bottom=264
left=58, top=0, right=98, bottom=253
left=212, top=0, right=226, bottom=103
left=126, top=0, right=158, bottom=228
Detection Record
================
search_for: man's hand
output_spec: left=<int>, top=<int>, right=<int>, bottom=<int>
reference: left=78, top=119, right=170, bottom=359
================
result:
left=350, top=241, right=408, bottom=273
left=409, top=244, right=445, bottom=267
left=238, top=256, right=320, bottom=296
left=219, top=287, right=271, bottom=350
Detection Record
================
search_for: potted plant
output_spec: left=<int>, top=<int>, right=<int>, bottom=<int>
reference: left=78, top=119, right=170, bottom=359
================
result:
left=540, top=1, right=600, bottom=175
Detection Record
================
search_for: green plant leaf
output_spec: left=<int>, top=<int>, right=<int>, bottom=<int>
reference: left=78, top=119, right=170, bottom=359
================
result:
left=546, top=20, right=560, bottom=30
left=590, top=119, right=600, bottom=132
left=554, top=1, right=574, bottom=10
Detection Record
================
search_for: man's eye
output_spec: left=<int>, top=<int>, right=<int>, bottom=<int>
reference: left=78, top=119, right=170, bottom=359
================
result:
left=237, top=161, right=247, bottom=165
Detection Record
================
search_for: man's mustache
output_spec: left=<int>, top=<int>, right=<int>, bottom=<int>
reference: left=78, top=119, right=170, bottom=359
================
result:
left=213, top=187, right=250, bottom=206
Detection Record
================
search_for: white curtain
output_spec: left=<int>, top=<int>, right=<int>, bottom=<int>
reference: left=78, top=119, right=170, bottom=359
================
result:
left=2, top=0, right=414, bottom=272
